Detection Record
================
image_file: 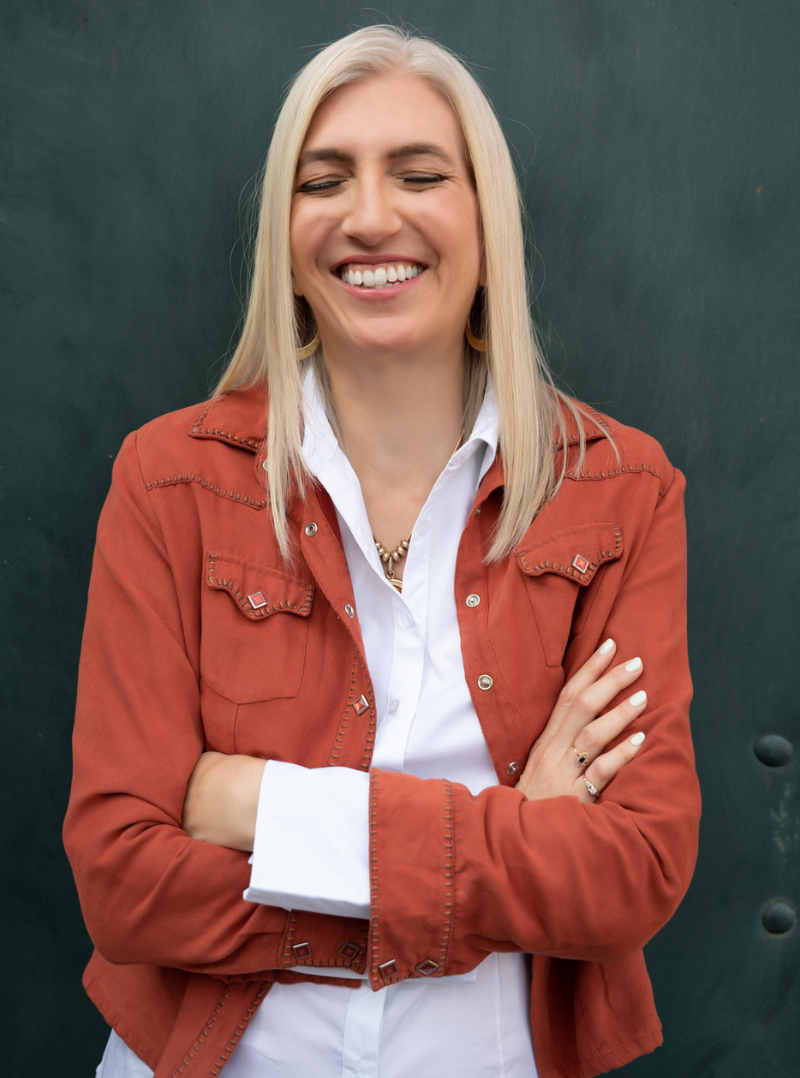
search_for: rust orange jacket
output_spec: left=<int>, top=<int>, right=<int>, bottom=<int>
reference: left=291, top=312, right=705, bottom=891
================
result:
left=64, top=385, right=700, bottom=1078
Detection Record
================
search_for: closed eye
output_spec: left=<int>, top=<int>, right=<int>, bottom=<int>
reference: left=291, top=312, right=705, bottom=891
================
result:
left=403, top=174, right=447, bottom=184
left=296, top=179, right=343, bottom=193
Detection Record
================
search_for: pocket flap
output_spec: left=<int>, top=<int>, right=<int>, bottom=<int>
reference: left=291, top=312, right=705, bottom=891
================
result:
left=207, top=551, right=315, bottom=619
left=516, top=522, right=623, bottom=584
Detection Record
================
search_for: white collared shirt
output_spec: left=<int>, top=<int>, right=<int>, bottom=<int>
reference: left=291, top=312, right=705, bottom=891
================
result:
left=97, top=370, right=538, bottom=1078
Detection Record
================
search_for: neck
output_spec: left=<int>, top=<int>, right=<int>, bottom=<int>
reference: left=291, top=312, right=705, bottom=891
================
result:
left=320, top=345, right=466, bottom=549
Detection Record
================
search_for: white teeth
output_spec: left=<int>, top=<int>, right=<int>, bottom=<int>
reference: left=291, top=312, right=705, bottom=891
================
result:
left=341, top=262, right=423, bottom=288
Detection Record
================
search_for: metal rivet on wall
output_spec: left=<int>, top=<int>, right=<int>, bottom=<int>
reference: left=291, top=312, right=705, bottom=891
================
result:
left=753, top=734, right=793, bottom=767
left=762, top=900, right=796, bottom=935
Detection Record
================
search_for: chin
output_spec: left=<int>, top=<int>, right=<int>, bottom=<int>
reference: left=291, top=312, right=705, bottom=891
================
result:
left=347, top=331, right=423, bottom=358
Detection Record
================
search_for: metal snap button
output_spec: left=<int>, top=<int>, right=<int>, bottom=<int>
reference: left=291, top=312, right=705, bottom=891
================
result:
left=292, top=941, right=312, bottom=960
left=247, top=592, right=267, bottom=610
left=344, top=604, right=355, bottom=619
left=353, top=695, right=369, bottom=715
left=477, top=674, right=493, bottom=690
left=466, top=594, right=480, bottom=607
left=305, top=522, right=318, bottom=536
left=338, top=940, right=360, bottom=960
left=506, top=761, right=520, bottom=776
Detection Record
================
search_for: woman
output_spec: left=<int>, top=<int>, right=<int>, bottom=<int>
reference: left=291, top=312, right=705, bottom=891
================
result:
left=65, top=25, right=700, bottom=1078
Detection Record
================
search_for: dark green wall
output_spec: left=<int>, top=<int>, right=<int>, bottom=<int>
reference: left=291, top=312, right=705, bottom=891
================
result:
left=2, top=2, right=798, bottom=1074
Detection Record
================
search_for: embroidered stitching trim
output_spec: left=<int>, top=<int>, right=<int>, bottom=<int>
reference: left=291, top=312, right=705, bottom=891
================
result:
left=209, top=984, right=270, bottom=1077
left=281, top=911, right=300, bottom=968
left=369, top=773, right=381, bottom=985
left=566, top=461, right=664, bottom=495
left=206, top=552, right=315, bottom=618
left=358, top=647, right=377, bottom=771
left=439, top=780, right=455, bottom=973
left=189, top=401, right=263, bottom=451
left=145, top=473, right=269, bottom=508
left=170, top=986, right=232, bottom=1076
left=517, top=523, right=623, bottom=582
left=329, top=651, right=360, bottom=767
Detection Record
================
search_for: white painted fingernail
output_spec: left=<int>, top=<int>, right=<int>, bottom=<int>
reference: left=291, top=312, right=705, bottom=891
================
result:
left=629, top=690, right=647, bottom=707
left=599, top=638, right=614, bottom=655
left=625, top=657, right=642, bottom=672
left=630, top=731, right=646, bottom=746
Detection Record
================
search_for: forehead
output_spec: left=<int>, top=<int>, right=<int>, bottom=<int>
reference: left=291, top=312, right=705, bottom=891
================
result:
left=300, top=73, right=467, bottom=159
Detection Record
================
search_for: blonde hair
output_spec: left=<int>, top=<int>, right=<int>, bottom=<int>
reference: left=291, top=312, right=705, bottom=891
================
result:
left=214, top=25, right=589, bottom=561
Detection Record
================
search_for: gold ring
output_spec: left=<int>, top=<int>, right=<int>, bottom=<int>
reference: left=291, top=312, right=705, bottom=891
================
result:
left=583, top=776, right=599, bottom=798
left=572, top=745, right=589, bottom=767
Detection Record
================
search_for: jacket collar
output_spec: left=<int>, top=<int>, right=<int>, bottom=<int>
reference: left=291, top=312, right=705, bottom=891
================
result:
left=189, top=385, right=609, bottom=493
left=188, top=383, right=269, bottom=452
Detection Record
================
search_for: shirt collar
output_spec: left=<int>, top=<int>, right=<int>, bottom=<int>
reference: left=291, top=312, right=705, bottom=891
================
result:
left=300, top=365, right=500, bottom=483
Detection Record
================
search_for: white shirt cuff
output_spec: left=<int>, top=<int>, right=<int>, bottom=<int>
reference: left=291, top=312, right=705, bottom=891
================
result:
left=243, top=760, right=371, bottom=919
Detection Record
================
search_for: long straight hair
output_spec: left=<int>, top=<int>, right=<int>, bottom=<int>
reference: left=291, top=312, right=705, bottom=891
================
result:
left=214, top=26, right=589, bottom=561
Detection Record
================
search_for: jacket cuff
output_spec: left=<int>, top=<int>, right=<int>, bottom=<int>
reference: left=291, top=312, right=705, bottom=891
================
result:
left=277, top=909, right=370, bottom=974
left=367, top=769, right=455, bottom=989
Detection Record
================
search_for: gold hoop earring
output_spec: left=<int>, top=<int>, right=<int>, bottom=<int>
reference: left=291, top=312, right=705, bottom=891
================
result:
left=465, top=320, right=489, bottom=352
left=296, top=333, right=320, bottom=360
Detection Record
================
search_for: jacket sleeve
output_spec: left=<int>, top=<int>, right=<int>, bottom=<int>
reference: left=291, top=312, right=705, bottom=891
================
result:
left=365, top=466, right=700, bottom=986
left=63, top=432, right=367, bottom=978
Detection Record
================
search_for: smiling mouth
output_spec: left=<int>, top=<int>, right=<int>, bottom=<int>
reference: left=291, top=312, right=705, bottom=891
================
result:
left=337, top=262, right=426, bottom=289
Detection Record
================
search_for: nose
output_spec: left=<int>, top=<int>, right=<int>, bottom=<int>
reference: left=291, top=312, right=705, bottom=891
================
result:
left=341, top=173, right=402, bottom=247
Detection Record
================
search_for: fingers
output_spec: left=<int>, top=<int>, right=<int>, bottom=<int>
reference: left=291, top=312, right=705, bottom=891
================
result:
left=580, top=731, right=646, bottom=801
left=571, top=687, right=648, bottom=765
left=553, top=649, right=645, bottom=749
left=550, top=638, right=618, bottom=726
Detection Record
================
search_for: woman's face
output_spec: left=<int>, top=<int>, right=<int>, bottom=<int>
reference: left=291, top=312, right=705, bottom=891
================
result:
left=290, top=73, right=483, bottom=363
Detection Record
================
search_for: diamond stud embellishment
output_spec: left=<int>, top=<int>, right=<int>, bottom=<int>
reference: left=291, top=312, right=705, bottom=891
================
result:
left=247, top=592, right=267, bottom=609
left=571, top=555, right=590, bottom=574
left=415, top=959, right=440, bottom=976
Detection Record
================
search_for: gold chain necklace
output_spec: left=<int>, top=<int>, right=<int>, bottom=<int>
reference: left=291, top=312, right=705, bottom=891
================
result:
left=373, top=428, right=464, bottom=593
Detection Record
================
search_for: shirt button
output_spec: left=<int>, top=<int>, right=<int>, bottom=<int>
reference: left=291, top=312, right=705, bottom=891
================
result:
left=387, top=699, right=399, bottom=714
left=477, top=674, right=493, bottom=690
left=305, top=522, right=318, bottom=536
left=506, top=761, right=520, bottom=776
left=417, top=520, right=430, bottom=535
left=344, top=604, right=355, bottom=618
left=466, top=594, right=480, bottom=607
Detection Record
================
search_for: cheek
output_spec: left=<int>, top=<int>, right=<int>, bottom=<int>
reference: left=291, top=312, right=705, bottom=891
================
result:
left=289, top=209, right=320, bottom=282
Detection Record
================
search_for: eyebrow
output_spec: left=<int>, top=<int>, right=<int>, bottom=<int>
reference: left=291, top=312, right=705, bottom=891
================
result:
left=296, top=143, right=457, bottom=169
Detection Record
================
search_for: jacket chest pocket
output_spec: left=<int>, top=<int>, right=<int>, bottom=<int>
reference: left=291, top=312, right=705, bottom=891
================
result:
left=516, top=522, right=623, bottom=667
left=201, top=551, right=315, bottom=703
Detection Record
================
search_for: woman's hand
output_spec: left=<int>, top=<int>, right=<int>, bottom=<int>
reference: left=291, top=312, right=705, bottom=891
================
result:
left=182, top=751, right=266, bottom=851
left=516, top=639, right=647, bottom=804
